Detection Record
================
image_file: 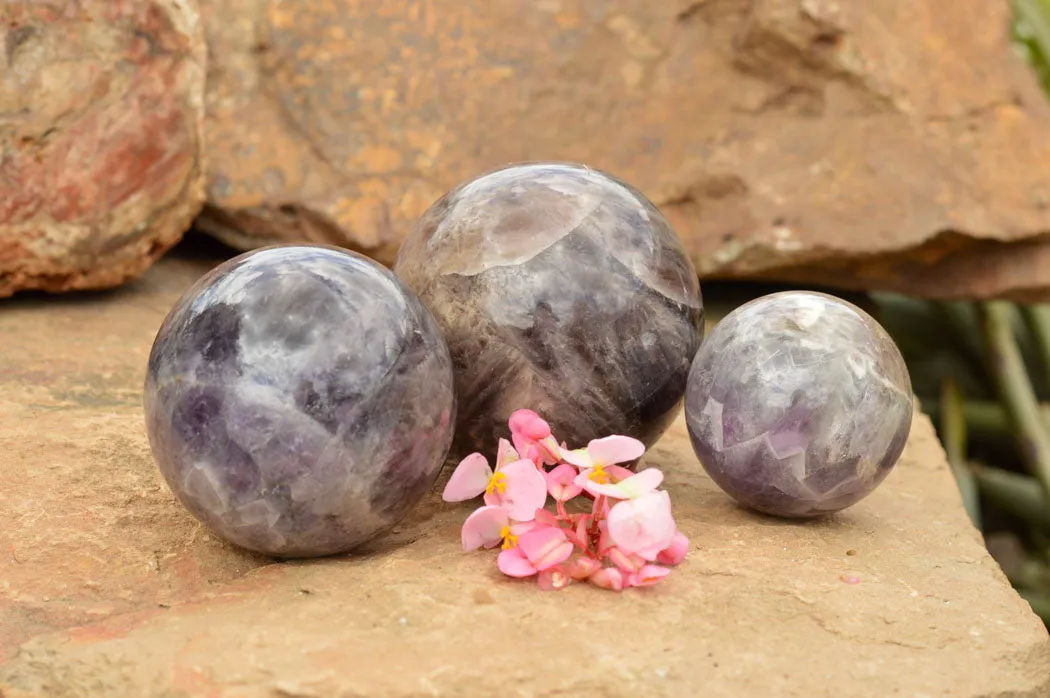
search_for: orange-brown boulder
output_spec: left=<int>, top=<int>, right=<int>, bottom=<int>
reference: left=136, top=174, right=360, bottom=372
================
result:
left=198, top=0, right=1050, bottom=299
left=0, top=0, right=206, bottom=298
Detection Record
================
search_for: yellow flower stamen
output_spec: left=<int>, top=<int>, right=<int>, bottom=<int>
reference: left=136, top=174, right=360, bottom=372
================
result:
left=500, top=525, right=518, bottom=549
left=486, top=471, right=507, bottom=496
left=588, top=464, right=610, bottom=485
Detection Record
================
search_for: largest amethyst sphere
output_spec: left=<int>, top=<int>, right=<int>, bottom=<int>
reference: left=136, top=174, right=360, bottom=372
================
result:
left=685, top=292, right=913, bottom=517
left=144, top=245, right=455, bottom=557
left=394, top=163, right=704, bottom=458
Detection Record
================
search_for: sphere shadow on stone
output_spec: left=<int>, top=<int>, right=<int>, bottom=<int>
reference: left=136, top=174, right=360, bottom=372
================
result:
left=394, top=162, right=705, bottom=459
left=144, top=245, right=456, bottom=558
left=718, top=498, right=870, bottom=531
left=685, top=291, right=913, bottom=518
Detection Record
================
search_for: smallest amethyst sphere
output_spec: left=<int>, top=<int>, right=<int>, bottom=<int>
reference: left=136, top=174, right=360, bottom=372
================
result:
left=685, top=291, right=913, bottom=517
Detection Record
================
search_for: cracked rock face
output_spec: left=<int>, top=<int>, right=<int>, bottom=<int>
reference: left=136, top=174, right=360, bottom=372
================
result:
left=144, top=245, right=455, bottom=558
left=198, top=0, right=1050, bottom=301
left=0, top=0, right=205, bottom=297
left=685, top=291, right=913, bottom=517
left=394, top=163, right=704, bottom=458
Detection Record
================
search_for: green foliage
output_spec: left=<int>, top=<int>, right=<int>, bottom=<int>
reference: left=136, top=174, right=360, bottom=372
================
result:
left=1014, top=0, right=1050, bottom=95
left=872, top=295, right=1050, bottom=626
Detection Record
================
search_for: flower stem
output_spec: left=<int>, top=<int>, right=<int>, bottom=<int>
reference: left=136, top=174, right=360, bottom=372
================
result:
left=971, top=463, right=1050, bottom=529
left=924, top=398, right=1050, bottom=443
left=564, top=526, right=588, bottom=551
left=977, top=301, right=1050, bottom=498
left=1020, top=304, right=1050, bottom=389
left=590, top=496, right=606, bottom=537
left=940, top=378, right=981, bottom=528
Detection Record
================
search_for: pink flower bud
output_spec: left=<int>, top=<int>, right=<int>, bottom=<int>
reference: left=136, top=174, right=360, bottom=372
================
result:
left=627, top=565, right=671, bottom=587
left=538, top=566, right=571, bottom=591
left=656, top=532, right=690, bottom=566
left=568, top=557, right=601, bottom=580
left=588, top=566, right=625, bottom=591
left=509, top=409, right=551, bottom=440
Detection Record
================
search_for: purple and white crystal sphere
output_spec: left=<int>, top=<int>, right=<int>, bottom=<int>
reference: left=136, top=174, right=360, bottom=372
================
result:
left=393, top=163, right=704, bottom=458
left=685, top=291, right=913, bottom=517
left=144, top=245, right=455, bottom=557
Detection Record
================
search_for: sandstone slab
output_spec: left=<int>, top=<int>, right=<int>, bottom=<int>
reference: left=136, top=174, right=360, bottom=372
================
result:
left=0, top=250, right=1047, bottom=696
left=198, top=0, right=1050, bottom=300
left=0, top=0, right=206, bottom=298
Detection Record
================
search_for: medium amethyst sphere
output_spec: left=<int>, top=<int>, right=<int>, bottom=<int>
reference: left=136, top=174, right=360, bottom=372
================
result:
left=144, top=245, right=455, bottom=558
left=394, top=163, right=704, bottom=458
left=685, top=292, right=913, bottom=517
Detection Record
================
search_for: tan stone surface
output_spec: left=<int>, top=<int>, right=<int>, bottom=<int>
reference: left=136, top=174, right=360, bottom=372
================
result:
left=0, top=0, right=206, bottom=298
left=198, top=0, right=1050, bottom=300
left=0, top=251, right=1047, bottom=696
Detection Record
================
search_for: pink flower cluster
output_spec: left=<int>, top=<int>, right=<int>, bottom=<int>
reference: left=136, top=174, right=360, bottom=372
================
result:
left=442, top=409, right=688, bottom=591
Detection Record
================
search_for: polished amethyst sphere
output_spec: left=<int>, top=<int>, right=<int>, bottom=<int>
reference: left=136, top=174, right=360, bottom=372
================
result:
left=393, top=163, right=704, bottom=458
left=685, top=292, right=912, bottom=517
left=144, top=245, right=455, bottom=557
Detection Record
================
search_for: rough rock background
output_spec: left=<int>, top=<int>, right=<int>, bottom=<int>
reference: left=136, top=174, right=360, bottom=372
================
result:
left=198, top=0, right=1050, bottom=300
left=0, top=247, right=1047, bottom=696
left=0, top=0, right=207, bottom=298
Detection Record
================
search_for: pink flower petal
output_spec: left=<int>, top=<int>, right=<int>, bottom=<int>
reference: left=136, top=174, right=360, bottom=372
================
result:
left=509, top=520, right=538, bottom=536
left=509, top=409, right=552, bottom=440
left=575, top=465, right=656, bottom=499
left=461, top=505, right=510, bottom=551
left=568, top=557, right=601, bottom=580
left=617, top=468, right=664, bottom=498
left=534, top=508, right=561, bottom=528
left=497, top=547, right=538, bottom=577
left=607, top=491, right=676, bottom=556
left=518, top=526, right=574, bottom=570
left=574, top=468, right=615, bottom=499
left=511, top=434, right=532, bottom=463
left=527, top=445, right=544, bottom=465
left=575, top=515, right=592, bottom=548
left=496, top=438, right=520, bottom=468
left=534, top=436, right=562, bottom=466
left=561, top=447, right=594, bottom=469
left=442, top=453, right=493, bottom=502
left=482, top=488, right=499, bottom=509
left=587, top=435, right=645, bottom=466
left=546, top=463, right=583, bottom=502
left=657, top=532, right=690, bottom=566
left=496, top=459, right=549, bottom=521
left=538, top=566, right=572, bottom=591
left=605, top=465, right=634, bottom=483
left=583, top=480, right=626, bottom=499
left=542, top=541, right=574, bottom=570
left=635, top=540, right=670, bottom=562
left=627, top=565, right=671, bottom=587
left=589, top=566, right=625, bottom=591
left=608, top=547, right=646, bottom=573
